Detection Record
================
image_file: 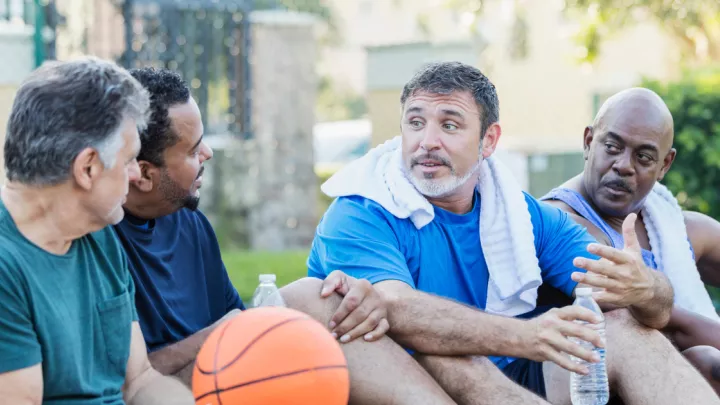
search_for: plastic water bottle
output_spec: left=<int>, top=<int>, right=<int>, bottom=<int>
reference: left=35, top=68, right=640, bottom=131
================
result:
left=570, top=287, right=609, bottom=405
left=251, top=274, right=286, bottom=308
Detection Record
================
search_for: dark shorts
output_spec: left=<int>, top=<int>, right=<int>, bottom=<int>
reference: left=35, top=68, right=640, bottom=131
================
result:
left=502, top=358, right=547, bottom=399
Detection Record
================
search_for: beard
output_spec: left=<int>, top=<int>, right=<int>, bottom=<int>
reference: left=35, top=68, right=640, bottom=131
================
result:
left=157, top=168, right=201, bottom=211
left=403, top=156, right=482, bottom=198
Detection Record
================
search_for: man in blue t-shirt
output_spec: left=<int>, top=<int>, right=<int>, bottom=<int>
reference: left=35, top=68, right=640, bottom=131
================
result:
left=114, top=67, right=477, bottom=405
left=308, top=61, right=719, bottom=405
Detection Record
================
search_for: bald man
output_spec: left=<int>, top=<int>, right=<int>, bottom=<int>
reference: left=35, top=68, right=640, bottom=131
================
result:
left=542, top=87, right=720, bottom=394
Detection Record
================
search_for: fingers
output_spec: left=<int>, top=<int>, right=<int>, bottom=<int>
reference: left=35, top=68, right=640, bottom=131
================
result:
left=366, top=318, right=390, bottom=342
left=334, top=308, right=387, bottom=343
left=622, top=213, right=640, bottom=252
left=571, top=271, right=622, bottom=291
left=555, top=305, right=603, bottom=325
left=320, top=270, right=350, bottom=297
left=586, top=243, right=632, bottom=264
left=554, top=319, right=605, bottom=349
left=572, top=257, right=617, bottom=277
left=545, top=350, right=590, bottom=375
left=328, top=284, right=368, bottom=330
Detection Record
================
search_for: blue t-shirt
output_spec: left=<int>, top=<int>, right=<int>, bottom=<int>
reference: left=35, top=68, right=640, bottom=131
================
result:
left=113, top=209, right=244, bottom=352
left=307, top=191, right=598, bottom=367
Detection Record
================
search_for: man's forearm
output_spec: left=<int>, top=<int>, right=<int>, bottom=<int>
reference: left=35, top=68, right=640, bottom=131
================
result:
left=148, top=309, right=239, bottom=382
left=382, top=286, right=529, bottom=357
left=126, top=368, right=194, bottom=405
left=664, top=306, right=720, bottom=351
left=629, top=272, right=674, bottom=330
left=147, top=328, right=213, bottom=379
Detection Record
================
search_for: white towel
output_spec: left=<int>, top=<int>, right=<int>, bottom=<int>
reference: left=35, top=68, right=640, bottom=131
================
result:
left=321, top=135, right=542, bottom=317
left=643, top=183, right=720, bottom=321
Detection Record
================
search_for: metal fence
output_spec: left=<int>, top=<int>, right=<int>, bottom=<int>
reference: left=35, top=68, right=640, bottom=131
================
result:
left=9, top=0, right=257, bottom=139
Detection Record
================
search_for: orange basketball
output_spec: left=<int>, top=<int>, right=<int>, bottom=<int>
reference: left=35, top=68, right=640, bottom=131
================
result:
left=192, top=306, right=350, bottom=405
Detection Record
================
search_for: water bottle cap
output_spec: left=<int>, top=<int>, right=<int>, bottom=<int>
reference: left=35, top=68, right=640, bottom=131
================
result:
left=576, top=287, right=593, bottom=296
left=259, top=274, right=276, bottom=283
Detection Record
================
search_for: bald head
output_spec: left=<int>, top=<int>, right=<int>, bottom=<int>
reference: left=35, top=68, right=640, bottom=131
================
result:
left=593, top=87, right=674, bottom=153
left=581, top=87, right=677, bottom=218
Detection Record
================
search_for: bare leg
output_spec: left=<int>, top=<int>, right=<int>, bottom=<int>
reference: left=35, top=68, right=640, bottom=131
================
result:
left=281, top=278, right=457, bottom=405
left=683, top=345, right=720, bottom=396
left=414, top=354, right=552, bottom=405
left=544, top=309, right=720, bottom=405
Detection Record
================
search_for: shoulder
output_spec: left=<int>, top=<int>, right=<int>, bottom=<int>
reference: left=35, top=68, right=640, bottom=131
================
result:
left=529, top=192, right=609, bottom=245
left=319, top=195, right=405, bottom=231
left=683, top=210, right=720, bottom=251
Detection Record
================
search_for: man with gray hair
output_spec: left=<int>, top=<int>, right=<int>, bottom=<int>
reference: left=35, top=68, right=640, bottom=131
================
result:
left=0, top=57, right=193, bottom=404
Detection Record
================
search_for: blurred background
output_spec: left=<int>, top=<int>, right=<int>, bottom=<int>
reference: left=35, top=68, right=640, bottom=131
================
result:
left=0, top=0, right=718, bottom=306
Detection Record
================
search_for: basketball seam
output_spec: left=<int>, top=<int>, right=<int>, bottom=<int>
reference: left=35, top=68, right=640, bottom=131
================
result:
left=212, top=320, right=233, bottom=405
left=194, top=365, right=348, bottom=402
left=197, top=316, right=311, bottom=374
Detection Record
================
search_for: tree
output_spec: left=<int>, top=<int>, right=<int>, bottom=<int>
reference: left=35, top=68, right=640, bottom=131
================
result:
left=642, top=67, right=720, bottom=219
left=563, top=0, right=720, bottom=64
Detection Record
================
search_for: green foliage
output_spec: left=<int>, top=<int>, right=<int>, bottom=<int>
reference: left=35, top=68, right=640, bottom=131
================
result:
left=316, top=76, right=368, bottom=122
left=563, top=1, right=720, bottom=64
left=223, top=250, right=310, bottom=302
left=642, top=67, right=720, bottom=218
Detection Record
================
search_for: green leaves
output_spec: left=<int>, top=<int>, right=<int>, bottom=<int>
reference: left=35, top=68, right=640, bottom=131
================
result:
left=643, top=67, right=720, bottom=219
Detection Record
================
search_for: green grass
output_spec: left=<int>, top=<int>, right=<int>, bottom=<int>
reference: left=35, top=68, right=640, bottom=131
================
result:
left=222, top=249, right=311, bottom=303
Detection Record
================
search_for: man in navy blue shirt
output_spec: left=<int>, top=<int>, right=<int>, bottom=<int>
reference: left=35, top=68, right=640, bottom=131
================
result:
left=114, top=67, right=469, bottom=405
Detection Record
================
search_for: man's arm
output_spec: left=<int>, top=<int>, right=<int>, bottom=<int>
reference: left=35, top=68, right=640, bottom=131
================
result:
left=146, top=309, right=240, bottom=385
left=665, top=306, right=720, bottom=351
left=547, top=202, right=674, bottom=329
left=373, top=280, right=604, bottom=374
left=123, top=322, right=194, bottom=405
left=0, top=366, right=43, bottom=405
left=572, top=213, right=674, bottom=329
left=685, top=211, right=720, bottom=287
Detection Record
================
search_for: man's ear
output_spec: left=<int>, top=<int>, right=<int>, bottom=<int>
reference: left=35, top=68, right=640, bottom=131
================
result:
left=657, top=148, right=676, bottom=181
left=131, top=160, right=159, bottom=192
left=71, top=147, right=104, bottom=191
left=582, top=126, right=594, bottom=160
left=481, top=123, right=502, bottom=159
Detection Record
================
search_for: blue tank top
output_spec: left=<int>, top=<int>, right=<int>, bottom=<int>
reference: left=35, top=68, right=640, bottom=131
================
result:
left=541, top=188, right=660, bottom=269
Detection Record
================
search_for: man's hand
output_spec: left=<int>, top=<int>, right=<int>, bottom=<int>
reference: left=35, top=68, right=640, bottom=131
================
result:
left=571, top=213, right=656, bottom=307
left=320, top=270, right=390, bottom=343
left=519, top=306, right=605, bottom=375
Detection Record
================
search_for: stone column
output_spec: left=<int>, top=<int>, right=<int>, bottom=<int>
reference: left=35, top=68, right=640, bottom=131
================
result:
left=245, top=10, right=319, bottom=251
left=0, top=23, right=35, bottom=184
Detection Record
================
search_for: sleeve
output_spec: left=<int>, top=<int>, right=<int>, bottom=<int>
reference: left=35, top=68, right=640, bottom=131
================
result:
left=529, top=195, right=600, bottom=297
left=307, top=196, right=415, bottom=288
left=0, top=256, right=42, bottom=373
left=223, top=262, right=246, bottom=311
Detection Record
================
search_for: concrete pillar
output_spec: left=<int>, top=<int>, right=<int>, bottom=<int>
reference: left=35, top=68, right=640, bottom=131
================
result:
left=244, top=10, right=319, bottom=251
left=0, top=23, right=35, bottom=184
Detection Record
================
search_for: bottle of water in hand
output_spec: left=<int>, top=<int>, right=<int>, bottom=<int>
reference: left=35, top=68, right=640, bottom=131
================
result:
left=251, top=274, right=286, bottom=308
left=570, top=287, right=609, bottom=405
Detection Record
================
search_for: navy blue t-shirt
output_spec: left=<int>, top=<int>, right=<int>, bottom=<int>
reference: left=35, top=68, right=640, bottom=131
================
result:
left=113, top=209, right=244, bottom=353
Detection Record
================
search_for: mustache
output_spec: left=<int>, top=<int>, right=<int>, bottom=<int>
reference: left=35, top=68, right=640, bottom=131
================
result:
left=196, top=166, right=204, bottom=179
left=602, top=178, right=632, bottom=193
left=410, top=153, right=453, bottom=168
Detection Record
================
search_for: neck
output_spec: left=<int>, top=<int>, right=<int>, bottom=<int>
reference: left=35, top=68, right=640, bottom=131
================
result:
left=426, top=180, right=476, bottom=214
left=123, top=188, right=176, bottom=220
left=1, top=182, right=99, bottom=255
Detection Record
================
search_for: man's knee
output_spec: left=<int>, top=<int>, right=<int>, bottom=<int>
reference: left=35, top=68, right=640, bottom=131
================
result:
left=605, top=308, right=665, bottom=342
left=683, top=346, right=720, bottom=382
left=279, top=277, right=342, bottom=324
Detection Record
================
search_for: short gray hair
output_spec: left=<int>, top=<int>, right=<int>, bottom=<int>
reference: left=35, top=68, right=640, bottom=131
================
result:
left=4, top=56, right=150, bottom=186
